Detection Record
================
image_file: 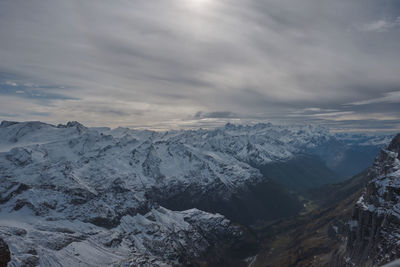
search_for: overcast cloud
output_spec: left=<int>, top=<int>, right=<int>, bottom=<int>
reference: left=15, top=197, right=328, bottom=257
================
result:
left=0, top=0, right=399, bottom=131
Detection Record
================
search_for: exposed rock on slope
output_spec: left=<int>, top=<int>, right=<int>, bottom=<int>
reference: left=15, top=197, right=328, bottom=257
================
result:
left=345, top=133, right=400, bottom=266
left=0, top=237, right=10, bottom=267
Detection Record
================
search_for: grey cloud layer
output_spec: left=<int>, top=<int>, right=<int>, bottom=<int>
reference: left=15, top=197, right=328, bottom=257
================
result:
left=0, top=0, right=399, bottom=131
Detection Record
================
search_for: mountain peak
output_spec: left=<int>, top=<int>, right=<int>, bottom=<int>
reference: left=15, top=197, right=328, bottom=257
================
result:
left=66, top=121, right=85, bottom=128
left=57, top=121, right=86, bottom=130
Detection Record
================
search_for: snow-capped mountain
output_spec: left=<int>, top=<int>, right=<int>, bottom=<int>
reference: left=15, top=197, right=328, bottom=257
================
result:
left=0, top=120, right=392, bottom=266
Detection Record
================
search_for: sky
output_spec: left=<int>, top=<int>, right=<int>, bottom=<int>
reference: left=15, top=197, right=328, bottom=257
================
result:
left=0, top=0, right=399, bottom=132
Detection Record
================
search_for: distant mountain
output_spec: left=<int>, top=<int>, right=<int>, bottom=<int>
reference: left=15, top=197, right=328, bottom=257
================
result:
left=0, top=120, right=393, bottom=265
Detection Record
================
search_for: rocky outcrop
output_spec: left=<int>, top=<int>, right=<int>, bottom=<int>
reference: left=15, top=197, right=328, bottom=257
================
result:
left=343, top=134, right=400, bottom=266
left=388, top=133, right=400, bottom=158
left=0, top=238, right=11, bottom=267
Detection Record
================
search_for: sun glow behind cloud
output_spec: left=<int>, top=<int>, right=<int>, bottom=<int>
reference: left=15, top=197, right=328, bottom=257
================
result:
left=184, top=0, right=213, bottom=10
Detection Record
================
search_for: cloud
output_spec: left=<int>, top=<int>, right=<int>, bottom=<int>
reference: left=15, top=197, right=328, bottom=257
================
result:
left=348, top=91, right=400, bottom=105
left=30, top=112, right=51, bottom=117
left=360, top=17, right=400, bottom=32
left=0, top=79, right=78, bottom=102
left=5, top=80, right=17, bottom=87
left=0, top=113, right=18, bottom=118
left=194, top=111, right=239, bottom=119
left=0, top=0, right=399, bottom=131
left=291, top=111, right=355, bottom=118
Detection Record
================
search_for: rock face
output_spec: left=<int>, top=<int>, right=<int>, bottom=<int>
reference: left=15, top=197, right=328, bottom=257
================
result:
left=0, top=238, right=11, bottom=267
left=344, top=134, right=400, bottom=266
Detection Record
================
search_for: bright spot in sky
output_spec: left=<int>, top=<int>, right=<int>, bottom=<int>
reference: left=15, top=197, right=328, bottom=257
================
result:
left=184, top=0, right=213, bottom=10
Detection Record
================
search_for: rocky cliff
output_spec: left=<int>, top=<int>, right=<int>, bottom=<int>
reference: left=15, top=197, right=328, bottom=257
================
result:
left=0, top=238, right=10, bottom=267
left=344, top=134, right=400, bottom=266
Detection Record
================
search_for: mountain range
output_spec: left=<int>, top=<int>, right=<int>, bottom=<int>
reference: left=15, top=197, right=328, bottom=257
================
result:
left=0, top=120, right=395, bottom=266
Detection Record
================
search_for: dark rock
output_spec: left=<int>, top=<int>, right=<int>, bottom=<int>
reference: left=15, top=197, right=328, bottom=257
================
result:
left=0, top=182, right=30, bottom=204
left=6, top=148, right=32, bottom=166
left=341, top=133, right=400, bottom=266
left=0, top=238, right=11, bottom=267
left=388, top=133, right=400, bottom=155
left=9, top=227, right=27, bottom=236
left=13, top=199, right=35, bottom=211
left=87, top=216, right=121, bottom=229
left=21, top=255, right=39, bottom=267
